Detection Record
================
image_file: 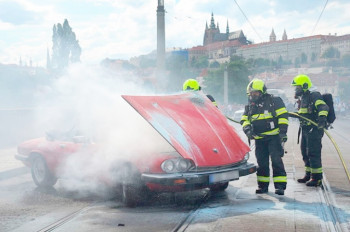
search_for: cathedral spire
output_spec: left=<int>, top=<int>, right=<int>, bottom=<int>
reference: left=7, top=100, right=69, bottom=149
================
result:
left=270, top=28, right=276, bottom=42
left=282, top=29, right=287, bottom=40
left=210, top=12, right=215, bottom=29
left=226, top=19, right=229, bottom=34
left=205, top=21, right=208, bottom=30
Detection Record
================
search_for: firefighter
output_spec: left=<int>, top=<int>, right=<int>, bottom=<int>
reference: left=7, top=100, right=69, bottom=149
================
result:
left=241, top=79, right=288, bottom=195
left=291, top=74, right=329, bottom=187
left=182, top=79, right=217, bottom=107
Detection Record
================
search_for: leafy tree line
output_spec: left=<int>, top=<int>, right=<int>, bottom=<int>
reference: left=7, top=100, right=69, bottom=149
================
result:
left=50, top=19, right=81, bottom=72
left=204, top=56, right=250, bottom=104
left=339, top=80, right=350, bottom=103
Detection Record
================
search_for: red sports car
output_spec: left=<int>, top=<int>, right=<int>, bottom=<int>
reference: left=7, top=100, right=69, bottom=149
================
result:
left=15, top=92, right=256, bottom=206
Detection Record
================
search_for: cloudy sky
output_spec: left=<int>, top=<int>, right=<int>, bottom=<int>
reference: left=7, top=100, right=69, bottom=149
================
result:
left=0, top=0, right=349, bottom=67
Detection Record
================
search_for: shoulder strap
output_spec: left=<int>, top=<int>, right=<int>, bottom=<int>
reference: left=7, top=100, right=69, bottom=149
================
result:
left=308, top=92, right=316, bottom=112
left=267, top=94, right=277, bottom=117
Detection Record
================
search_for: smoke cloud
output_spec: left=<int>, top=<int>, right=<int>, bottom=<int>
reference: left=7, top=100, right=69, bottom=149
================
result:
left=31, top=63, right=174, bottom=198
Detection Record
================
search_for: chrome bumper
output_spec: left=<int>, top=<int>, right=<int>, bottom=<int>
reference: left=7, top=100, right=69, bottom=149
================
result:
left=141, top=162, right=256, bottom=186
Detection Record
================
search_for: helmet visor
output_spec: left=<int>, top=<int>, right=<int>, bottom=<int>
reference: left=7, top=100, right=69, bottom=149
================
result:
left=249, top=91, right=262, bottom=102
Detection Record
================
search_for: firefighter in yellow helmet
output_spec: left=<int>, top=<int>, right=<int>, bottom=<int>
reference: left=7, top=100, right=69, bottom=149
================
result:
left=182, top=79, right=217, bottom=107
left=241, top=79, right=289, bottom=195
left=291, top=74, right=329, bottom=187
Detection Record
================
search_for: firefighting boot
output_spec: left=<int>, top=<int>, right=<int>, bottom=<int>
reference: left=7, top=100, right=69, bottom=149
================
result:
left=297, top=172, right=311, bottom=183
left=306, top=179, right=322, bottom=187
left=255, top=187, right=268, bottom=194
left=275, top=189, right=284, bottom=195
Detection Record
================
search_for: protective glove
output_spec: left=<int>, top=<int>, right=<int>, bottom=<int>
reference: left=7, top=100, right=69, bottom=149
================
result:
left=243, top=125, right=254, bottom=139
left=279, top=132, right=288, bottom=143
left=317, top=116, right=326, bottom=130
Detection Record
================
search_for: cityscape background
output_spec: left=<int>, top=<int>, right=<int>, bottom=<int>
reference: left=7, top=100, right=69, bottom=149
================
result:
left=0, top=0, right=349, bottom=118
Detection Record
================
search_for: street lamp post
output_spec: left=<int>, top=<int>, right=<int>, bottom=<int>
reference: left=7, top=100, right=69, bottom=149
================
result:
left=224, top=65, right=228, bottom=107
left=157, top=0, right=165, bottom=71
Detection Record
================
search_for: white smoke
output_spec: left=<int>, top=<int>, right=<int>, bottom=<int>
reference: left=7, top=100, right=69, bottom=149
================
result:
left=33, top=63, right=174, bottom=198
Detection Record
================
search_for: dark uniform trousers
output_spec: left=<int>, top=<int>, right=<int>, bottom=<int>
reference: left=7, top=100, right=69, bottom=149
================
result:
left=255, top=135, right=287, bottom=190
left=301, top=126, right=324, bottom=180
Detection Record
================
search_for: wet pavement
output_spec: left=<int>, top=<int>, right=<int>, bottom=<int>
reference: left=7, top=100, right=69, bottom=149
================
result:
left=0, top=120, right=349, bottom=231
left=179, top=119, right=350, bottom=232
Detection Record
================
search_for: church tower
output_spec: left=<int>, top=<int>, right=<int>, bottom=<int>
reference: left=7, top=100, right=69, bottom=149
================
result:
left=282, top=29, right=288, bottom=40
left=270, top=28, right=276, bottom=42
left=226, top=20, right=229, bottom=37
left=203, top=13, right=220, bottom=46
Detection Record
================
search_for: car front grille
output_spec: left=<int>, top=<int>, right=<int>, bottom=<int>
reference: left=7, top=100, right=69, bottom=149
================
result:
left=187, top=160, right=246, bottom=173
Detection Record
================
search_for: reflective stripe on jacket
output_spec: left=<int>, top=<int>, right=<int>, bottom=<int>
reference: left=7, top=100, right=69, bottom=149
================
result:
left=298, top=91, right=329, bottom=125
left=241, top=95, right=288, bottom=139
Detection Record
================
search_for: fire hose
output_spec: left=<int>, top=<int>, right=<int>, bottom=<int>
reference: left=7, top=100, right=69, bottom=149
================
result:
left=289, top=112, right=350, bottom=184
left=226, top=113, right=350, bottom=183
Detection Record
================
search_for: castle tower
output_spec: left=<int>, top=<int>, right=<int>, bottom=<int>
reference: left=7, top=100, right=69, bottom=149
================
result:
left=210, top=12, right=215, bottom=29
left=270, top=28, right=276, bottom=42
left=226, top=20, right=229, bottom=34
left=282, top=29, right=288, bottom=40
left=203, top=13, right=220, bottom=46
left=157, top=0, right=165, bottom=71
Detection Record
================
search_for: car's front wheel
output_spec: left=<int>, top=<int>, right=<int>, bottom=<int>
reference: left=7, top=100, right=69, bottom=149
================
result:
left=31, top=154, right=57, bottom=188
left=121, top=165, right=143, bottom=207
left=209, top=182, right=229, bottom=192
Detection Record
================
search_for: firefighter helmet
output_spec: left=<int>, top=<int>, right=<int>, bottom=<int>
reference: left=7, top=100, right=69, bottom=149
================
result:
left=183, top=79, right=201, bottom=91
left=291, top=74, right=312, bottom=90
left=246, top=79, right=266, bottom=102
left=246, top=79, right=267, bottom=95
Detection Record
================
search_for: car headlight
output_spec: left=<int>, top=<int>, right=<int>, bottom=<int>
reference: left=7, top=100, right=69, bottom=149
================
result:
left=161, top=160, right=175, bottom=173
left=243, top=152, right=250, bottom=162
left=176, top=159, right=191, bottom=172
left=161, top=158, right=194, bottom=173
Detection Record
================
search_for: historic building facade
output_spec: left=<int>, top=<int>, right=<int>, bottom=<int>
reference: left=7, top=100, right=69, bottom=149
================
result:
left=237, top=35, right=325, bottom=63
left=189, top=13, right=248, bottom=63
left=188, top=13, right=350, bottom=65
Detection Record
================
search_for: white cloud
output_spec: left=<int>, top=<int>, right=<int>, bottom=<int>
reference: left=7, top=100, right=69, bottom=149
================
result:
left=0, top=0, right=349, bottom=66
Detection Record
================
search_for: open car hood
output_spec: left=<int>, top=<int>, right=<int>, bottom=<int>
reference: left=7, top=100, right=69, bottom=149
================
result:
left=122, top=92, right=249, bottom=167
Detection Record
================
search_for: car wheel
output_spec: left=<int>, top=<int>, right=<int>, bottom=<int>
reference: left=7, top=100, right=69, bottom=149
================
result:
left=31, top=154, right=57, bottom=188
left=209, top=182, right=229, bottom=192
left=121, top=166, right=142, bottom=207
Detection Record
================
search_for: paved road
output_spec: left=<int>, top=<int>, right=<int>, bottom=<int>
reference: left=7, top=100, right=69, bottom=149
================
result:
left=0, top=119, right=349, bottom=231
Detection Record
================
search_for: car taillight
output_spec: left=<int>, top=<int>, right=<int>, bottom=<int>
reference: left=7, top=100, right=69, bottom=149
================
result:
left=161, top=158, right=194, bottom=173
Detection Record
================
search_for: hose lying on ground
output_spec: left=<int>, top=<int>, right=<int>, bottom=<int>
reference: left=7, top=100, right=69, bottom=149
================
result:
left=289, top=112, right=350, bottom=184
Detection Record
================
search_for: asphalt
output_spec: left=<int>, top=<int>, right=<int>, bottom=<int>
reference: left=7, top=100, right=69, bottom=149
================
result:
left=1, top=120, right=349, bottom=232
left=0, top=148, right=29, bottom=181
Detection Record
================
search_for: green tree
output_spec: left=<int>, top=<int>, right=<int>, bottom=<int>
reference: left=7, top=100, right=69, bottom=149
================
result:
left=311, top=52, right=317, bottom=62
left=301, top=52, right=307, bottom=64
left=209, top=60, right=220, bottom=68
left=339, top=80, right=350, bottom=102
left=139, top=55, right=156, bottom=68
left=166, top=53, right=195, bottom=92
left=204, top=58, right=250, bottom=104
left=341, top=54, right=350, bottom=67
left=294, top=57, right=300, bottom=68
left=277, top=55, right=283, bottom=68
left=51, top=19, right=81, bottom=71
left=190, top=56, right=208, bottom=69
left=321, top=46, right=340, bottom=59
